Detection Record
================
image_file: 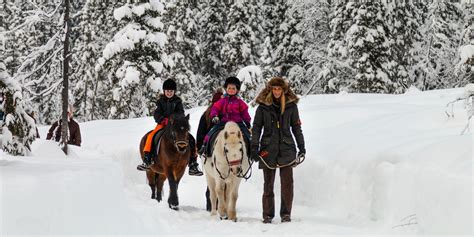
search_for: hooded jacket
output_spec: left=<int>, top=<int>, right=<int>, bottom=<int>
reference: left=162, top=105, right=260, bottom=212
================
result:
left=251, top=77, right=305, bottom=169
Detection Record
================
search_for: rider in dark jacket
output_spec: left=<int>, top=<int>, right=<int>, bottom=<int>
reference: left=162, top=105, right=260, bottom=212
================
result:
left=138, top=79, right=202, bottom=176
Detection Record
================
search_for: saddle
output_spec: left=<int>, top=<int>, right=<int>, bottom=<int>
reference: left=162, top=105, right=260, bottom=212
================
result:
left=204, top=127, right=222, bottom=157
left=204, top=124, right=251, bottom=157
left=150, top=129, right=166, bottom=157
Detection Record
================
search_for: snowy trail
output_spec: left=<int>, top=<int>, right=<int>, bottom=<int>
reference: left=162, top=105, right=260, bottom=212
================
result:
left=1, top=88, right=472, bottom=235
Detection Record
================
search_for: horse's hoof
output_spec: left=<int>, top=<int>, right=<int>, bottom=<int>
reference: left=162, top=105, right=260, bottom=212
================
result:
left=169, top=204, right=179, bottom=210
left=210, top=211, right=217, bottom=216
left=220, top=215, right=228, bottom=220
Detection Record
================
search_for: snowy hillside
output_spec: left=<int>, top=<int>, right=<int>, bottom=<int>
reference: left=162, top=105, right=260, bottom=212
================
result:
left=1, top=88, right=472, bottom=236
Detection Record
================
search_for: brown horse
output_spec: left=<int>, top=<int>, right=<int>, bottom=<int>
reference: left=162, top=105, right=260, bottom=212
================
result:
left=139, top=113, right=191, bottom=210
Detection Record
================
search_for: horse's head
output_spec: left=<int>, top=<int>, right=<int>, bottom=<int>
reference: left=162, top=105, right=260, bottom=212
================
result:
left=222, top=122, right=246, bottom=176
left=167, top=113, right=190, bottom=154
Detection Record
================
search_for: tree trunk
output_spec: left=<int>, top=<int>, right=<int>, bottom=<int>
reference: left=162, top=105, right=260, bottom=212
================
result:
left=61, top=0, right=70, bottom=155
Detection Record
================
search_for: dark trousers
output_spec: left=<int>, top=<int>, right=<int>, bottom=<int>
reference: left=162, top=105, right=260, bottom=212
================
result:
left=262, top=166, right=293, bottom=219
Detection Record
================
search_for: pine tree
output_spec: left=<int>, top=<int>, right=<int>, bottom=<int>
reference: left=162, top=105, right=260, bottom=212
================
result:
left=386, top=1, right=423, bottom=91
left=71, top=0, right=127, bottom=121
left=221, top=0, right=260, bottom=75
left=271, top=1, right=306, bottom=79
left=414, top=0, right=463, bottom=90
left=321, top=1, right=358, bottom=93
left=346, top=2, right=399, bottom=93
left=197, top=0, right=228, bottom=93
left=97, top=0, right=167, bottom=119
left=302, top=0, right=333, bottom=94
left=163, top=0, right=200, bottom=108
left=455, top=1, right=474, bottom=85
left=0, top=62, right=36, bottom=156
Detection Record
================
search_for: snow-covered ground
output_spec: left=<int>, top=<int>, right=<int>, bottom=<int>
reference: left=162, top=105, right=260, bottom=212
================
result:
left=1, top=88, right=472, bottom=236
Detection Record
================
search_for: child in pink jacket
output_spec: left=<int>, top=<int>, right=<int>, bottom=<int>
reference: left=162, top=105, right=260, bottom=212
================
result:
left=200, top=76, right=251, bottom=157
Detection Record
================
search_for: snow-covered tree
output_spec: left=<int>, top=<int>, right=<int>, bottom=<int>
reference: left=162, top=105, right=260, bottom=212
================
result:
left=0, top=62, right=36, bottom=156
left=259, top=0, right=286, bottom=80
left=72, top=0, right=127, bottom=121
left=274, top=2, right=308, bottom=94
left=271, top=1, right=306, bottom=79
left=163, top=0, right=200, bottom=108
left=96, top=0, right=167, bottom=119
left=454, top=2, right=474, bottom=86
left=301, top=0, right=333, bottom=94
left=220, top=0, right=261, bottom=75
left=386, top=1, right=423, bottom=91
left=321, top=1, right=359, bottom=93
left=414, top=0, right=463, bottom=90
left=1, top=1, right=66, bottom=124
left=346, top=2, right=399, bottom=93
left=197, top=0, right=228, bottom=92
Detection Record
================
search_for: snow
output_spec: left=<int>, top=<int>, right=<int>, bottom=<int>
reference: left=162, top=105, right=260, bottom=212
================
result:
left=113, top=5, right=132, bottom=21
left=459, top=44, right=474, bottom=65
left=237, top=65, right=262, bottom=85
left=120, top=66, right=140, bottom=87
left=1, top=89, right=472, bottom=235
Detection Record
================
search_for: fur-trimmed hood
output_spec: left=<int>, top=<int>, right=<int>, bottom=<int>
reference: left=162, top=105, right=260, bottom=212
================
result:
left=256, top=77, right=299, bottom=106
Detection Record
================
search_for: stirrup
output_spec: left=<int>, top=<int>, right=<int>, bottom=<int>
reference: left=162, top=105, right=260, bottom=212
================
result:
left=137, top=163, right=150, bottom=171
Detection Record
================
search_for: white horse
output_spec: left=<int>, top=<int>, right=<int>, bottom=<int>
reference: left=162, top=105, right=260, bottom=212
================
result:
left=203, top=121, right=251, bottom=221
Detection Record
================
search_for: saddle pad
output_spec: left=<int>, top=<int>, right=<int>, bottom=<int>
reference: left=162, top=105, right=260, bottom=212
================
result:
left=151, top=129, right=165, bottom=157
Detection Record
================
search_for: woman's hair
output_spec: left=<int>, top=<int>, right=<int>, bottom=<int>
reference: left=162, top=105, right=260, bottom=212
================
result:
left=266, top=87, right=287, bottom=114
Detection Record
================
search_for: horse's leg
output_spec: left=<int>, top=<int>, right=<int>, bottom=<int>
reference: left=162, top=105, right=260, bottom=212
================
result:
left=227, top=179, right=241, bottom=222
left=146, top=170, right=156, bottom=199
left=167, top=168, right=180, bottom=210
left=215, top=180, right=227, bottom=219
left=155, top=173, right=166, bottom=203
left=206, top=175, right=217, bottom=216
left=167, top=162, right=187, bottom=211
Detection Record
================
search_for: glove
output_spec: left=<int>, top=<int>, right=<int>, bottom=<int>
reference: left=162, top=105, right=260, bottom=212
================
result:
left=293, top=151, right=305, bottom=168
left=212, top=116, right=220, bottom=124
left=250, top=149, right=259, bottom=162
left=297, top=152, right=305, bottom=160
left=155, top=116, right=164, bottom=124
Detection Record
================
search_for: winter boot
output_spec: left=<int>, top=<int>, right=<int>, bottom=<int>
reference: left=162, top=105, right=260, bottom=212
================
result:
left=137, top=152, right=153, bottom=171
left=188, top=160, right=203, bottom=176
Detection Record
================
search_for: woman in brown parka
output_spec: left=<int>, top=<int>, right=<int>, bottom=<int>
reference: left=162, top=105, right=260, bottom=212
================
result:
left=251, top=76, right=305, bottom=224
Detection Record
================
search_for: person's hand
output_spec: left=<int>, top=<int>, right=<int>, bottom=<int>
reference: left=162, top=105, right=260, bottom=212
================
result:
left=212, top=116, right=220, bottom=124
left=297, top=152, right=305, bottom=160
left=293, top=152, right=305, bottom=168
left=250, top=149, right=259, bottom=162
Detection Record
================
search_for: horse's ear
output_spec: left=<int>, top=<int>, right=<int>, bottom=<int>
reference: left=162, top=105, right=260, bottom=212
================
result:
left=224, top=131, right=228, bottom=140
left=185, top=114, right=190, bottom=120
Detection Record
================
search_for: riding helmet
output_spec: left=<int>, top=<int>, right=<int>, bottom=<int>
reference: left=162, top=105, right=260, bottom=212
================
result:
left=223, top=76, right=241, bottom=91
left=162, top=79, right=177, bottom=91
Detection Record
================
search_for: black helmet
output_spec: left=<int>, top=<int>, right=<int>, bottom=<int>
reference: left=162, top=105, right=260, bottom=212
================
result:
left=223, top=76, right=241, bottom=91
left=162, top=79, right=177, bottom=91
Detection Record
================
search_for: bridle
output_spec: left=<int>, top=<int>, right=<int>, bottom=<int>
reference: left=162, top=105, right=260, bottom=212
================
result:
left=214, top=141, right=252, bottom=180
left=169, top=127, right=189, bottom=154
